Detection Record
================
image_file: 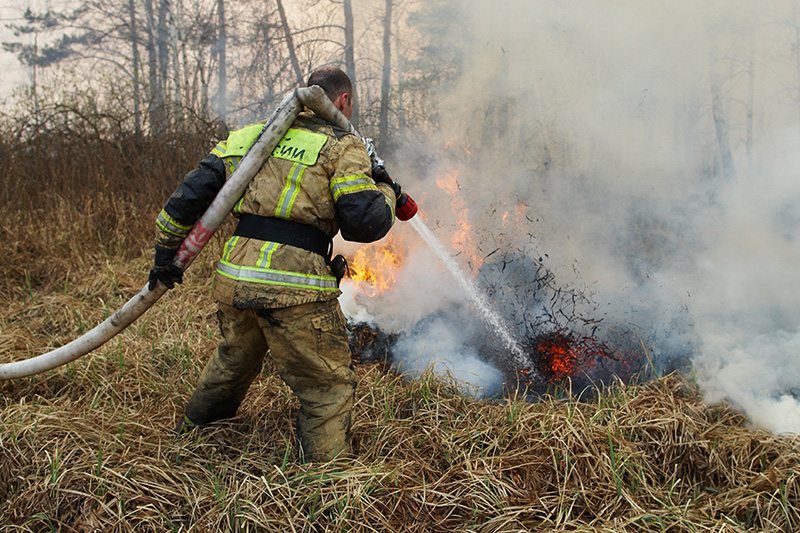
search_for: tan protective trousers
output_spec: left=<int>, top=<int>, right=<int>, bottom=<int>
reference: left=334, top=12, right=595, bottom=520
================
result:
left=183, top=299, right=355, bottom=462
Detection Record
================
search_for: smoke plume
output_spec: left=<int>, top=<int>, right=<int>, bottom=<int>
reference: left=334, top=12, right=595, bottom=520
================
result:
left=344, top=0, right=800, bottom=431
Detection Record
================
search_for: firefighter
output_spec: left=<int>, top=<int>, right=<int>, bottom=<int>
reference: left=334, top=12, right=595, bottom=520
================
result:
left=149, top=66, right=399, bottom=462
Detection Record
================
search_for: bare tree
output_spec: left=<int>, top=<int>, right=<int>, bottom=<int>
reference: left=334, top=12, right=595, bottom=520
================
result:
left=144, top=0, right=164, bottom=133
left=127, top=0, right=142, bottom=136
left=276, top=0, right=304, bottom=86
left=378, top=0, right=392, bottom=148
left=216, top=0, right=227, bottom=120
left=157, top=0, right=170, bottom=127
left=745, top=29, right=755, bottom=169
left=343, top=0, right=358, bottom=125
left=1, top=0, right=461, bottom=138
left=709, top=79, right=735, bottom=181
left=707, top=29, right=736, bottom=182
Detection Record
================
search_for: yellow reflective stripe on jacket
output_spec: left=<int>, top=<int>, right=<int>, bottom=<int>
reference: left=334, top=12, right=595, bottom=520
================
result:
left=222, top=236, right=240, bottom=261
left=216, top=260, right=338, bottom=291
left=221, top=236, right=281, bottom=269
left=211, top=141, right=227, bottom=158
left=157, top=209, right=193, bottom=237
left=232, top=193, right=246, bottom=215
left=330, top=174, right=375, bottom=202
left=227, top=156, right=241, bottom=174
left=275, top=163, right=306, bottom=219
left=385, top=195, right=396, bottom=224
left=257, top=241, right=280, bottom=268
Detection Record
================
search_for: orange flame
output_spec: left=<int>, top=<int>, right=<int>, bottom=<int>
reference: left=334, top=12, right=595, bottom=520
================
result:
left=435, top=168, right=461, bottom=196
left=435, top=167, right=483, bottom=271
left=347, top=239, right=403, bottom=297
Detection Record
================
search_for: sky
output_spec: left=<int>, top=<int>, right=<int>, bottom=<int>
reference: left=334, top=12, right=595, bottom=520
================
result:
left=0, top=4, right=30, bottom=96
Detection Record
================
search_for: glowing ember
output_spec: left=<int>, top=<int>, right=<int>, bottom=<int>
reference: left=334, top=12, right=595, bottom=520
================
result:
left=510, top=330, right=629, bottom=388
left=535, top=332, right=583, bottom=381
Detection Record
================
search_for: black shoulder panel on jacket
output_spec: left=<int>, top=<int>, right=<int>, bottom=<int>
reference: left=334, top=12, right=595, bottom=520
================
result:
left=331, top=126, right=352, bottom=140
left=163, top=153, right=227, bottom=225
left=336, top=190, right=393, bottom=243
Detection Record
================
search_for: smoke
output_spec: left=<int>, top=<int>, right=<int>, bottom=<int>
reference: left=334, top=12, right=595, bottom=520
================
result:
left=344, top=0, right=800, bottom=432
left=340, top=247, right=507, bottom=398
left=391, top=316, right=506, bottom=399
left=686, top=130, right=800, bottom=434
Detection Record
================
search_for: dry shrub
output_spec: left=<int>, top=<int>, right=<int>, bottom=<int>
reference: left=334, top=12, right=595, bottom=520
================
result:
left=0, top=126, right=221, bottom=300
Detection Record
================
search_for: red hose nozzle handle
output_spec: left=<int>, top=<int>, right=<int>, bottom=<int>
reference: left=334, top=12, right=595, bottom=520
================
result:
left=373, top=165, right=417, bottom=221
left=396, top=192, right=418, bottom=221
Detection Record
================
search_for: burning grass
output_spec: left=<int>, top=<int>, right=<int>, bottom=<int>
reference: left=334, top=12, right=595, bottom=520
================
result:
left=1, top=178, right=800, bottom=531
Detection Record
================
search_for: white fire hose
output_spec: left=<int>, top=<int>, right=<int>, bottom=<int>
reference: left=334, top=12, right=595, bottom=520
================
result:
left=0, top=85, right=362, bottom=380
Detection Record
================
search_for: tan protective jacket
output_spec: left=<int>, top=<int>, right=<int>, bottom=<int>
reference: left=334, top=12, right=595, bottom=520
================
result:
left=156, top=110, right=396, bottom=309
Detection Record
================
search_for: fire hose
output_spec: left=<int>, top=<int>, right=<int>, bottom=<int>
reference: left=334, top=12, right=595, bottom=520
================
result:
left=0, top=85, right=416, bottom=380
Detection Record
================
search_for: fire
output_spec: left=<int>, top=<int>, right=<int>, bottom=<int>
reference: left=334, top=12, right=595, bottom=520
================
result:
left=519, top=331, right=607, bottom=384
left=442, top=136, right=473, bottom=156
left=347, top=239, right=403, bottom=297
left=435, top=166, right=483, bottom=270
left=435, top=168, right=461, bottom=196
left=536, top=336, right=581, bottom=381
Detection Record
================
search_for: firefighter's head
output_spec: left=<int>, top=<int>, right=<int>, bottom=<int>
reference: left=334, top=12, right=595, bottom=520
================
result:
left=307, top=66, right=354, bottom=120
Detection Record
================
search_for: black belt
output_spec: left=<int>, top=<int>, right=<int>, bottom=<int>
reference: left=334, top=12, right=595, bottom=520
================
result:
left=233, top=214, right=332, bottom=260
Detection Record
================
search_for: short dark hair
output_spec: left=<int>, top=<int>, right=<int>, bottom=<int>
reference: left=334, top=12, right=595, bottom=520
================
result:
left=306, top=66, right=353, bottom=102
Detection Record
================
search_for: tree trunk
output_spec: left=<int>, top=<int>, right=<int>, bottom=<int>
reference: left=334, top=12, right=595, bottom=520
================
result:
left=395, top=19, right=406, bottom=131
left=144, top=0, right=164, bottom=134
left=343, top=0, right=358, bottom=125
left=745, top=29, right=755, bottom=170
left=276, top=0, right=304, bottom=86
left=708, top=43, right=735, bottom=183
left=217, top=0, right=227, bottom=121
left=170, top=0, right=182, bottom=118
left=199, top=55, right=208, bottom=116
left=378, top=0, right=393, bottom=148
left=710, top=82, right=735, bottom=181
left=128, top=0, right=142, bottom=137
left=32, top=34, right=40, bottom=135
left=157, top=0, right=170, bottom=129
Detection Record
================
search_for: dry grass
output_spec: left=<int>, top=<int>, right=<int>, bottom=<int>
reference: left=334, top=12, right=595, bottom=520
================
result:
left=1, top=135, right=800, bottom=532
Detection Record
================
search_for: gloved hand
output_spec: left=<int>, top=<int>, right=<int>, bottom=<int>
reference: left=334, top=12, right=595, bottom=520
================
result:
left=148, top=245, right=183, bottom=290
left=372, top=165, right=402, bottom=199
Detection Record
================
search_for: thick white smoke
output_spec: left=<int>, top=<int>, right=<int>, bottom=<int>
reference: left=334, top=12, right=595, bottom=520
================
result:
left=344, top=0, right=800, bottom=431
left=340, top=245, right=507, bottom=398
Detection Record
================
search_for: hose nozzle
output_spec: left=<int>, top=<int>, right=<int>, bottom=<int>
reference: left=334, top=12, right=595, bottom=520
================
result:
left=396, top=193, right=418, bottom=221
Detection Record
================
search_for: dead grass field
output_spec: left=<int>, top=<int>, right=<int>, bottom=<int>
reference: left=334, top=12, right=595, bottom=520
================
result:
left=1, top=136, right=799, bottom=532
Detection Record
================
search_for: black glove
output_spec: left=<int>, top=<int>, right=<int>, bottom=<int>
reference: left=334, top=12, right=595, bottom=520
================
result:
left=148, top=245, right=183, bottom=290
left=372, top=165, right=402, bottom=199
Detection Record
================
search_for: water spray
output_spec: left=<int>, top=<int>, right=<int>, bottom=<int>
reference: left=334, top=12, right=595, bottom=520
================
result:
left=407, top=216, right=538, bottom=376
